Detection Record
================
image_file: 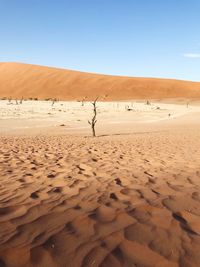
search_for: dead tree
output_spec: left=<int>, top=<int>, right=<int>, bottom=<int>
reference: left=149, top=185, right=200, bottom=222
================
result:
left=88, top=97, right=98, bottom=137
left=52, top=98, right=56, bottom=106
left=81, top=96, right=87, bottom=106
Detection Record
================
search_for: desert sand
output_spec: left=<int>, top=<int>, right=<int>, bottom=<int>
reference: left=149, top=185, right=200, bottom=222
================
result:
left=0, top=62, right=200, bottom=100
left=0, top=99, right=199, bottom=135
left=0, top=99, right=200, bottom=267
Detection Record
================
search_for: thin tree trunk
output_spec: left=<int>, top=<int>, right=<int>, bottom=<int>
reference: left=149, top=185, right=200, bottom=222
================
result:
left=88, top=97, right=98, bottom=137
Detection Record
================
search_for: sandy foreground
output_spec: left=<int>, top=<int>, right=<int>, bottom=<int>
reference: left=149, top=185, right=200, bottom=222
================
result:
left=0, top=100, right=200, bottom=267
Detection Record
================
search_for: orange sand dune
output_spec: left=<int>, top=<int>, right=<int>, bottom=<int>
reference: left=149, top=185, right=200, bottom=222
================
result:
left=0, top=62, right=200, bottom=100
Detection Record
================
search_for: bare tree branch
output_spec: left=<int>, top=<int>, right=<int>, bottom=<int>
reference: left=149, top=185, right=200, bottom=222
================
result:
left=88, top=97, right=99, bottom=137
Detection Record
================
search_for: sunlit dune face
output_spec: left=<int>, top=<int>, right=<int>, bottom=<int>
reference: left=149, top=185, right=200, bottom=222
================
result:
left=0, top=62, right=200, bottom=100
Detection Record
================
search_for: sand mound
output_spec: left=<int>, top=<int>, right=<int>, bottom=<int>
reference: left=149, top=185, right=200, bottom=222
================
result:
left=0, top=62, right=200, bottom=100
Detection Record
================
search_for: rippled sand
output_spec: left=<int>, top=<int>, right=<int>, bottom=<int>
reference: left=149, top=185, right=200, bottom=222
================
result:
left=0, top=101, right=200, bottom=267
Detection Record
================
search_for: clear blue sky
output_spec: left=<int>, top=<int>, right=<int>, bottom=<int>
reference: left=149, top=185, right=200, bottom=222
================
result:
left=0, top=0, right=200, bottom=81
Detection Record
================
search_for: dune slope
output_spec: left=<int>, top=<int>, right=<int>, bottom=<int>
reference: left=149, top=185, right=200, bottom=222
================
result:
left=0, top=62, right=200, bottom=100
